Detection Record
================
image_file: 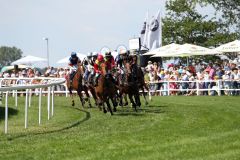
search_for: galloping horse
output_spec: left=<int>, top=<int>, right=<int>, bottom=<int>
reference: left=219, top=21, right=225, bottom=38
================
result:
left=136, top=67, right=152, bottom=105
left=94, top=63, right=117, bottom=115
left=66, top=64, right=92, bottom=108
left=117, top=63, right=141, bottom=111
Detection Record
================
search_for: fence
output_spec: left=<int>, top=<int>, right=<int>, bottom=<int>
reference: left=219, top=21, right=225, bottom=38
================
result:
left=0, top=78, right=65, bottom=134
left=1, top=78, right=239, bottom=97
left=147, top=79, right=240, bottom=96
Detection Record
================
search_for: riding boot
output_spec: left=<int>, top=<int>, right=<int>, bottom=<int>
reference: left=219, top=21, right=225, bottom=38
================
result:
left=94, top=76, right=99, bottom=87
left=70, top=71, right=76, bottom=82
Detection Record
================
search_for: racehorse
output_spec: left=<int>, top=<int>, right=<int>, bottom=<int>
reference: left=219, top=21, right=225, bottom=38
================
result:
left=136, top=67, right=152, bottom=105
left=116, top=63, right=141, bottom=111
left=94, top=63, right=117, bottom=115
left=83, top=71, right=98, bottom=106
left=66, top=64, right=92, bottom=108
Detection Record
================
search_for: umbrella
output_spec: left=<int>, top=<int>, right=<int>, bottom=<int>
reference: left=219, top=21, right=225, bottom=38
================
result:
left=57, top=53, right=86, bottom=64
left=1, top=65, right=32, bottom=73
left=11, top=55, right=47, bottom=66
left=143, top=43, right=181, bottom=56
left=152, top=43, right=217, bottom=57
left=215, top=40, right=240, bottom=53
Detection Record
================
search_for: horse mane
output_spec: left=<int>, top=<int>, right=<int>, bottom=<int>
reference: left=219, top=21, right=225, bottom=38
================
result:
left=125, top=63, right=131, bottom=74
left=77, top=63, right=84, bottom=75
left=101, top=63, right=107, bottom=75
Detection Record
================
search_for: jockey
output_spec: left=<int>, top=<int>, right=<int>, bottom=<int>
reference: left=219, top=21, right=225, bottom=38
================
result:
left=105, top=51, right=115, bottom=73
left=118, top=49, right=129, bottom=68
left=68, top=52, right=81, bottom=82
left=93, top=54, right=105, bottom=86
left=105, top=51, right=117, bottom=85
left=82, top=52, right=94, bottom=84
left=129, top=52, right=138, bottom=82
left=91, top=52, right=98, bottom=65
left=118, top=49, right=130, bottom=76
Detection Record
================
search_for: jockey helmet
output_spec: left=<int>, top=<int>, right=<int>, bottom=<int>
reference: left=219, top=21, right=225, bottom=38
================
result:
left=87, top=52, right=92, bottom=58
left=71, top=52, right=77, bottom=58
left=129, top=52, right=137, bottom=57
left=120, top=49, right=127, bottom=55
left=105, top=51, right=111, bottom=57
left=97, top=54, right=104, bottom=62
left=92, top=52, right=98, bottom=57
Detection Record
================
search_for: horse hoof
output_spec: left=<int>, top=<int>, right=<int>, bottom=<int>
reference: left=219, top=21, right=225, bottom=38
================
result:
left=103, top=110, right=107, bottom=114
left=124, top=102, right=128, bottom=106
left=72, top=102, right=75, bottom=106
left=113, top=108, right=117, bottom=112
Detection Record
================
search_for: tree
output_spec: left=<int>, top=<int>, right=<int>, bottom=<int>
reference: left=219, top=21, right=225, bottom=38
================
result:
left=197, top=0, right=240, bottom=32
left=162, top=0, right=239, bottom=47
left=0, top=46, right=23, bottom=67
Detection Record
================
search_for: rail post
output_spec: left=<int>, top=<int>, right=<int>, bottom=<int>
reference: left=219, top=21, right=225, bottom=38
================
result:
left=5, top=91, right=9, bottom=134
left=39, top=88, right=42, bottom=125
left=25, top=89, right=29, bottom=129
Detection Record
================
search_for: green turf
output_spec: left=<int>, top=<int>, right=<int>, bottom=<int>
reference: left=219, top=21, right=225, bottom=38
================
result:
left=0, top=95, right=240, bottom=160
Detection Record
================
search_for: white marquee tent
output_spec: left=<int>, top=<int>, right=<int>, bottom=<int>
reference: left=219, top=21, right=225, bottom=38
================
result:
left=152, top=43, right=218, bottom=57
left=215, top=40, right=240, bottom=53
left=11, top=55, right=47, bottom=67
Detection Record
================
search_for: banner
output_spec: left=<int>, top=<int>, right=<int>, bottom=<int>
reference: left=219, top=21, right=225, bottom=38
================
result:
left=147, top=10, right=162, bottom=51
left=140, top=12, right=149, bottom=50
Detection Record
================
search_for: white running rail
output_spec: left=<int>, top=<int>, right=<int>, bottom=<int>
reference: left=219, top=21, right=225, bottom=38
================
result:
left=0, top=78, right=65, bottom=134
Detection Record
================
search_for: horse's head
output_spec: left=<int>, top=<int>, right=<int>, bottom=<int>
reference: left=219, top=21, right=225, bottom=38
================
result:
left=100, top=63, right=107, bottom=76
left=77, top=63, right=83, bottom=74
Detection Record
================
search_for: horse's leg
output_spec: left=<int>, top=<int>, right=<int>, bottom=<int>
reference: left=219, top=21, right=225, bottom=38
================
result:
left=69, top=88, right=75, bottom=106
left=106, top=98, right=113, bottom=115
left=128, top=93, right=137, bottom=112
left=141, top=86, right=148, bottom=105
left=77, top=89, right=85, bottom=108
left=118, top=89, right=124, bottom=107
left=134, top=92, right=141, bottom=108
left=111, top=96, right=117, bottom=112
left=123, top=94, right=128, bottom=106
left=89, top=86, right=98, bottom=106
left=102, top=102, right=107, bottom=113
left=84, top=86, right=92, bottom=108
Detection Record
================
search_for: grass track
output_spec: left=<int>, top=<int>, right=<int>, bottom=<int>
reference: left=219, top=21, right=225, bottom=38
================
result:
left=0, top=96, right=240, bottom=160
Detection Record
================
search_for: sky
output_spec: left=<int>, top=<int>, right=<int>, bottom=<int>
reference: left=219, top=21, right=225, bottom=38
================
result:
left=0, top=0, right=214, bottom=66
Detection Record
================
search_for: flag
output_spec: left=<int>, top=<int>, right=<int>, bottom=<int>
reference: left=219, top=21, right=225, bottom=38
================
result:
left=147, top=10, right=162, bottom=51
left=140, top=12, right=149, bottom=50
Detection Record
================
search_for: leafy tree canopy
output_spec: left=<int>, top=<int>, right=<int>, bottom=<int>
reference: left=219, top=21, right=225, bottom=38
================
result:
left=162, top=0, right=240, bottom=47
left=0, top=46, right=23, bottom=67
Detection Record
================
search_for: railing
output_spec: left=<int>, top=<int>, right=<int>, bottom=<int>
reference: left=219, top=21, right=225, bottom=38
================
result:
left=0, top=78, right=65, bottom=134
left=0, top=77, right=70, bottom=97
left=146, top=79, right=240, bottom=96
left=1, top=78, right=239, bottom=97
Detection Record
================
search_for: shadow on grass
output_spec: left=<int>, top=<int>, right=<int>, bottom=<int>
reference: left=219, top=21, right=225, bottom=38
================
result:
left=7, top=107, right=90, bottom=141
left=114, top=106, right=166, bottom=116
left=0, top=106, right=18, bottom=122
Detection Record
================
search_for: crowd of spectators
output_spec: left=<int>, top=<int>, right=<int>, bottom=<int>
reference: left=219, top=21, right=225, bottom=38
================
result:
left=145, top=58, right=240, bottom=96
left=0, top=58, right=240, bottom=96
left=0, top=66, right=71, bottom=79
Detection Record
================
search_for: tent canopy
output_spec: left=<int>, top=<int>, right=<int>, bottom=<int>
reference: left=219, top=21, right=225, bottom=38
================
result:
left=215, top=40, right=240, bottom=53
left=1, top=64, right=32, bottom=73
left=143, top=43, right=181, bottom=56
left=11, top=55, right=47, bottom=66
left=152, top=43, right=218, bottom=57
